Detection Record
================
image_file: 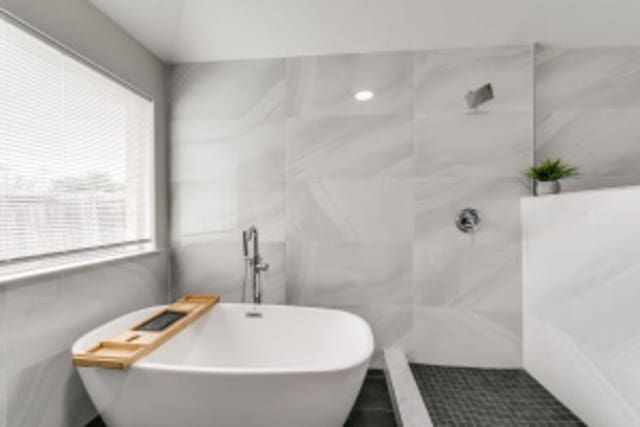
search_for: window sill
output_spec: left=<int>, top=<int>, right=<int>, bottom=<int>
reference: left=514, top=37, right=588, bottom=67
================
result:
left=0, top=247, right=165, bottom=286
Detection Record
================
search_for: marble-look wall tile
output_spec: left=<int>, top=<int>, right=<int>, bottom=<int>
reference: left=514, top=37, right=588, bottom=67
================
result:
left=170, top=61, right=287, bottom=245
left=414, top=240, right=521, bottom=311
left=407, top=308, right=522, bottom=367
left=287, top=52, right=413, bottom=116
left=171, top=58, right=288, bottom=307
left=172, top=121, right=285, bottom=184
left=171, top=59, right=285, bottom=129
left=415, top=46, right=533, bottom=114
left=286, top=115, right=413, bottom=179
left=172, top=179, right=285, bottom=243
left=173, top=240, right=286, bottom=304
left=534, top=46, right=640, bottom=194
left=5, top=253, right=168, bottom=427
left=410, top=45, right=531, bottom=369
left=287, top=242, right=412, bottom=305
left=536, top=110, right=640, bottom=184
left=171, top=45, right=533, bottom=370
left=414, top=177, right=529, bottom=243
left=287, top=180, right=413, bottom=243
left=536, top=46, right=640, bottom=111
left=328, top=305, right=413, bottom=368
left=8, top=352, right=93, bottom=427
left=414, top=110, right=532, bottom=177
left=522, top=187, right=640, bottom=426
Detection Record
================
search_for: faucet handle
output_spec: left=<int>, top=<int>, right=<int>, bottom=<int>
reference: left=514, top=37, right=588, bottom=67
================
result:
left=256, top=262, right=269, bottom=272
left=242, top=229, right=249, bottom=256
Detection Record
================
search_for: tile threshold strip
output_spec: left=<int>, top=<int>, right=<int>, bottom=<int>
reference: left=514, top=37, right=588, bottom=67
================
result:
left=383, top=348, right=433, bottom=427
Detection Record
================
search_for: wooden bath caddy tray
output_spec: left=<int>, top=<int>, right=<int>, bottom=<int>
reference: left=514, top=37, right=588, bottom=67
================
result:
left=73, top=294, right=219, bottom=370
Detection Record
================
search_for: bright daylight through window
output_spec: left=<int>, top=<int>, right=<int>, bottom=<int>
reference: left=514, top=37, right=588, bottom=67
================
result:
left=0, top=12, right=154, bottom=278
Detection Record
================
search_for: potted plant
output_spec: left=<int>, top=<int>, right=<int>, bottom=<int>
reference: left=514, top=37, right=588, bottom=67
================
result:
left=524, top=158, right=578, bottom=196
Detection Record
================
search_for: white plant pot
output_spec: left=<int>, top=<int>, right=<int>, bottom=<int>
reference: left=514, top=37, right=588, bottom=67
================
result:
left=534, top=180, right=561, bottom=196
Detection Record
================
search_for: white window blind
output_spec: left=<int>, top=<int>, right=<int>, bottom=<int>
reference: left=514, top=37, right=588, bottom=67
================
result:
left=0, top=12, right=154, bottom=277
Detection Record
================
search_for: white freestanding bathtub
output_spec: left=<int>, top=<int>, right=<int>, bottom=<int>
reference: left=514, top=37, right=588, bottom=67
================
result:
left=72, top=303, right=374, bottom=427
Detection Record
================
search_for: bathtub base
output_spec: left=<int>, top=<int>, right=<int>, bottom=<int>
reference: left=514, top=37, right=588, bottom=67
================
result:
left=83, top=365, right=368, bottom=427
left=74, top=303, right=374, bottom=427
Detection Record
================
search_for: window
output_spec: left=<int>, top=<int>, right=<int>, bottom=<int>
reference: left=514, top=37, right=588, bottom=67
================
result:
left=0, top=11, right=154, bottom=278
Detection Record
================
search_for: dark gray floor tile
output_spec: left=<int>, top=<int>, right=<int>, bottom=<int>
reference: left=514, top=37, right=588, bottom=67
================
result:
left=353, top=376, right=394, bottom=411
left=86, top=416, right=106, bottom=427
left=367, top=369, right=386, bottom=378
left=344, top=409, right=397, bottom=427
left=410, top=364, right=586, bottom=427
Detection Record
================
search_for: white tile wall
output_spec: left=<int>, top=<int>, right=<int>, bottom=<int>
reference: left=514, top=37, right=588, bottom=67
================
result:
left=172, top=240, right=286, bottom=303
left=287, top=180, right=413, bottom=243
left=535, top=46, right=640, bottom=191
left=415, top=46, right=533, bottom=114
left=535, top=47, right=640, bottom=111
left=414, top=177, right=529, bottom=244
left=414, top=111, right=532, bottom=178
left=522, top=187, right=640, bottom=426
left=287, top=242, right=413, bottom=305
left=407, top=308, right=522, bottom=367
left=4, top=253, right=168, bottom=427
left=286, top=115, right=413, bottom=179
left=171, top=45, right=534, bottom=368
left=286, top=52, right=413, bottom=116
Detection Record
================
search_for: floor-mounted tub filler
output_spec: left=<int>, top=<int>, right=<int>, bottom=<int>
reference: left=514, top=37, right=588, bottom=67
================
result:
left=72, top=303, right=374, bottom=427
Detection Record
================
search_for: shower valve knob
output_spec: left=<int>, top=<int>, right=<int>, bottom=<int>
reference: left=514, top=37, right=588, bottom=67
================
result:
left=456, top=208, right=481, bottom=233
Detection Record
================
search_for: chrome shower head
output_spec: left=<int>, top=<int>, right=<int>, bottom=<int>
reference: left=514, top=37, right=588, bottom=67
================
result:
left=465, top=83, right=494, bottom=109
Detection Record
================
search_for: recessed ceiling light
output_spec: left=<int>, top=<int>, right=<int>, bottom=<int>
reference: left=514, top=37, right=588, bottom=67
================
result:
left=354, top=90, right=374, bottom=102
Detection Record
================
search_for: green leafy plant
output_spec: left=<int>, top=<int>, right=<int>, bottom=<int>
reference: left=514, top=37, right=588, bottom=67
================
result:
left=524, top=158, right=578, bottom=182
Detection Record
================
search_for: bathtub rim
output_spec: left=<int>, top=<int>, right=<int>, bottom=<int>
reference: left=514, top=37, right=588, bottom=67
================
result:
left=71, top=302, right=374, bottom=375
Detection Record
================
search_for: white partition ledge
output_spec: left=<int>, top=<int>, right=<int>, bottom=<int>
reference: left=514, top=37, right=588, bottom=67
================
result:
left=522, top=186, right=640, bottom=427
left=384, top=348, right=433, bottom=427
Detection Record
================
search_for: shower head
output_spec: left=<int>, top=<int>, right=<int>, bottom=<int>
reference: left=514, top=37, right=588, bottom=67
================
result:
left=465, top=83, right=494, bottom=109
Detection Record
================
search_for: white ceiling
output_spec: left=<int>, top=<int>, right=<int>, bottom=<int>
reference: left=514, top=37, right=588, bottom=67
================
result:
left=90, top=0, right=640, bottom=63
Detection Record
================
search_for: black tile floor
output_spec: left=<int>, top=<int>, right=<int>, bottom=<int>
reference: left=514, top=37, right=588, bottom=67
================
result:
left=86, top=369, right=397, bottom=427
left=85, top=416, right=106, bottom=427
left=345, top=369, right=398, bottom=427
left=411, top=364, right=586, bottom=427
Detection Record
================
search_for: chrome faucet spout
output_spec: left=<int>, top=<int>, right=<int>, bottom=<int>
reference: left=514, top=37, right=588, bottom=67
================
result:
left=241, top=226, right=268, bottom=304
left=242, top=228, right=251, bottom=257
